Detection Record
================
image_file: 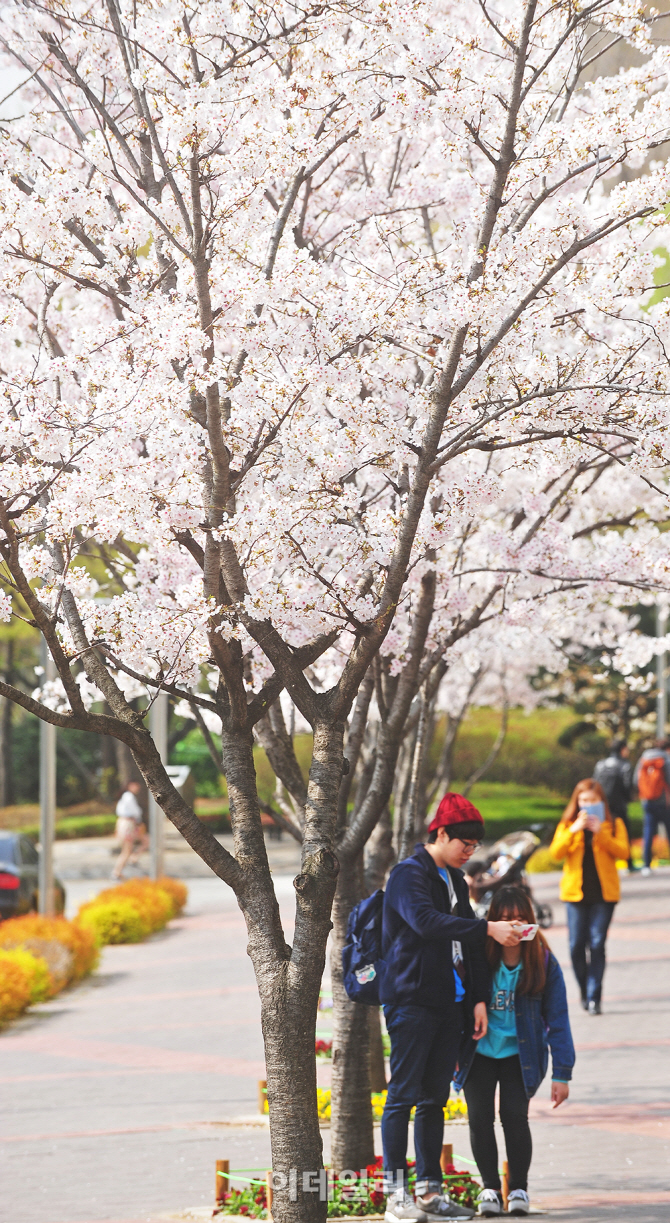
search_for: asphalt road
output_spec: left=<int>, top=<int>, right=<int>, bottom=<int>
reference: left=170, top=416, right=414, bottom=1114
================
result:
left=1, top=845, right=668, bottom=1223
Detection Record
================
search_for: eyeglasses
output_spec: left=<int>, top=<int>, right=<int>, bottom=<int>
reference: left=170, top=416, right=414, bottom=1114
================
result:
left=455, top=839, right=480, bottom=855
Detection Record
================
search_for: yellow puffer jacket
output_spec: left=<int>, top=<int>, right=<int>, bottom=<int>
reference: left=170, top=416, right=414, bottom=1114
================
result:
left=550, top=817, right=630, bottom=903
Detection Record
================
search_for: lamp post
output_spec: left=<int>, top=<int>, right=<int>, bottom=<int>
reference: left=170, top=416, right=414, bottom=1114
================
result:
left=38, top=641, right=56, bottom=916
left=149, top=692, right=168, bottom=880
left=657, top=604, right=668, bottom=740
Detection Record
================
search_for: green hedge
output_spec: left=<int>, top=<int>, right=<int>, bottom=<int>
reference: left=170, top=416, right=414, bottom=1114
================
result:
left=465, top=782, right=643, bottom=842
left=21, top=813, right=117, bottom=841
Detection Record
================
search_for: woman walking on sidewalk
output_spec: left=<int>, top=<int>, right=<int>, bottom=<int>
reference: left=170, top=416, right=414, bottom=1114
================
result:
left=113, top=780, right=149, bottom=879
left=454, top=886, right=575, bottom=1218
left=550, top=778, right=629, bottom=1015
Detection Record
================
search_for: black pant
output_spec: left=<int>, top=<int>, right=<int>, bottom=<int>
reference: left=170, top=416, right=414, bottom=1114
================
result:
left=463, top=1053, right=531, bottom=1193
left=382, top=1002, right=463, bottom=1196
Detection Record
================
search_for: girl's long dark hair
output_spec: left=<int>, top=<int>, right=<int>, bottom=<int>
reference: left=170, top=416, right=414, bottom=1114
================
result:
left=486, top=885, right=549, bottom=996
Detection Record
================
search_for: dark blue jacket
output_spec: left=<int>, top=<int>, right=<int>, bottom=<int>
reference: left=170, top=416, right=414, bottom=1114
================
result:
left=453, top=950, right=575, bottom=1098
left=380, top=844, right=488, bottom=1010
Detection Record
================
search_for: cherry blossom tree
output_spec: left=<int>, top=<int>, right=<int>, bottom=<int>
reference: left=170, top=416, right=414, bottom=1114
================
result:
left=1, top=0, right=670, bottom=1216
left=324, top=457, right=670, bottom=1171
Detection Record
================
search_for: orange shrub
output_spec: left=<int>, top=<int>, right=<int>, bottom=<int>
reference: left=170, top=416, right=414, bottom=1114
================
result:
left=110, top=880, right=173, bottom=930
left=0, top=914, right=98, bottom=982
left=0, top=951, right=33, bottom=1024
left=155, top=877, right=188, bottom=916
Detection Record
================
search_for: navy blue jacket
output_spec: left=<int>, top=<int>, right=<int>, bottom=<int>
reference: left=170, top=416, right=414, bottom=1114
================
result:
left=453, top=950, right=576, bottom=1098
left=380, top=844, right=488, bottom=1010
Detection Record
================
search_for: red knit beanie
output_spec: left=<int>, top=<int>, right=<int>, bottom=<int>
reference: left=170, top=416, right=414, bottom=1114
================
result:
left=428, top=792, right=484, bottom=840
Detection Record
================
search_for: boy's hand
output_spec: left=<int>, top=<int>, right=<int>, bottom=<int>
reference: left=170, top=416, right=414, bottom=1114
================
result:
left=551, top=1082, right=569, bottom=1108
left=473, top=1002, right=488, bottom=1039
left=488, top=920, right=522, bottom=946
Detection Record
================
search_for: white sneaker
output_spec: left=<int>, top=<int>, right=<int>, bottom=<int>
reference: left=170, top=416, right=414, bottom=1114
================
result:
left=416, top=1195, right=475, bottom=1220
left=478, top=1188, right=502, bottom=1216
left=507, top=1190, right=530, bottom=1216
left=385, top=1194, right=428, bottom=1222
left=641, top=867, right=652, bottom=877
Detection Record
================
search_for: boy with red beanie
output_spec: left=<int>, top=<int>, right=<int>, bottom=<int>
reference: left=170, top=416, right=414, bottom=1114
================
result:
left=380, top=793, right=522, bottom=1223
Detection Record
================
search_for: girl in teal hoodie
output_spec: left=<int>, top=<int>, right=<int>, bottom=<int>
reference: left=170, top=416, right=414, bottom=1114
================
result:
left=454, top=886, right=575, bottom=1217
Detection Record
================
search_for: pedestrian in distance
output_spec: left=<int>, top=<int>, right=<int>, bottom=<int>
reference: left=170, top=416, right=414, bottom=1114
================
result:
left=454, top=885, right=575, bottom=1217
left=380, top=793, right=523, bottom=1223
left=550, top=779, right=629, bottom=1014
left=633, top=738, right=670, bottom=875
left=113, top=780, right=149, bottom=879
left=593, top=738, right=635, bottom=872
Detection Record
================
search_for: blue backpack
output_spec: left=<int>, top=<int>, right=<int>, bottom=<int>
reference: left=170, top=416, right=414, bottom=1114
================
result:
left=342, top=889, right=385, bottom=1005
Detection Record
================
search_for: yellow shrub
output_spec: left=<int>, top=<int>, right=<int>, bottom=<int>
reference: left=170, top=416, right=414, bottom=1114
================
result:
left=0, top=948, right=50, bottom=1003
left=526, top=847, right=561, bottom=873
left=75, top=878, right=188, bottom=945
left=77, top=898, right=147, bottom=945
left=0, top=914, right=98, bottom=982
left=0, top=952, right=33, bottom=1024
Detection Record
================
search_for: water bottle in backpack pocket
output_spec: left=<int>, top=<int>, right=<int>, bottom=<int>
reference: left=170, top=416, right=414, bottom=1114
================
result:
left=342, top=889, right=385, bottom=1005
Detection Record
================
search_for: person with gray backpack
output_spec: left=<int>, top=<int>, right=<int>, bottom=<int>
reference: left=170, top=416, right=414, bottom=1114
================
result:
left=593, top=739, right=635, bottom=872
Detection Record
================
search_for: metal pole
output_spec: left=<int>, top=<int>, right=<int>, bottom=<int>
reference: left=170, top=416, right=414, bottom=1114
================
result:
left=38, top=640, right=56, bottom=916
left=149, top=692, right=168, bottom=880
left=657, top=604, right=668, bottom=740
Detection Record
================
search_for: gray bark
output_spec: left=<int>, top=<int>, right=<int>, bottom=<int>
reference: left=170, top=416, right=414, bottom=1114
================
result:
left=368, top=1006, right=387, bottom=1093
left=329, top=850, right=374, bottom=1174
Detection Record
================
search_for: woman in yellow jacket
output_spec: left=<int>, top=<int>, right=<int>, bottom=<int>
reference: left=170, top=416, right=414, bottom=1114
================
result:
left=550, top=778, right=629, bottom=1016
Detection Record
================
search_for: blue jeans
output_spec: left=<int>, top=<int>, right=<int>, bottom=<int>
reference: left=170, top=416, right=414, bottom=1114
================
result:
left=382, top=1002, right=463, bottom=1196
left=566, top=901, right=616, bottom=1004
left=642, top=798, right=667, bottom=868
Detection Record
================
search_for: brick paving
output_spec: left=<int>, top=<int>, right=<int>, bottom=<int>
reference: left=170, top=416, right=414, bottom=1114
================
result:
left=1, top=845, right=668, bottom=1223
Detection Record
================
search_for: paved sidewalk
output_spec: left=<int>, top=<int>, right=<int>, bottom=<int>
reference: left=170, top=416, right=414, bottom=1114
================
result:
left=53, top=828, right=303, bottom=883
left=1, top=860, right=668, bottom=1222
left=523, top=868, right=670, bottom=1221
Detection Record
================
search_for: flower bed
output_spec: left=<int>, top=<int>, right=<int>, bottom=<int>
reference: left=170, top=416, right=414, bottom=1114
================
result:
left=304, top=1089, right=467, bottom=1124
left=77, top=877, right=187, bottom=944
left=214, top=1157, right=479, bottom=1218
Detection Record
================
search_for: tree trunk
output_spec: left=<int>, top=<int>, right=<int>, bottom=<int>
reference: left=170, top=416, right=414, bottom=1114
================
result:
left=218, top=715, right=341, bottom=1223
left=368, top=1006, right=387, bottom=1092
left=330, top=850, right=374, bottom=1174
left=0, top=640, right=14, bottom=807
left=259, top=964, right=329, bottom=1223
left=364, top=805, right=395, bottom=893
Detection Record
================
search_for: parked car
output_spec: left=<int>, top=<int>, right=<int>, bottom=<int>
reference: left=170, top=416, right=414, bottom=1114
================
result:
left=0, top=832, right=66, bottom=920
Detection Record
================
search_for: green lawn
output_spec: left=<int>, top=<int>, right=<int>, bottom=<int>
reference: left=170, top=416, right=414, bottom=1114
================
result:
left=460, top=780, right=643, bottom=841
